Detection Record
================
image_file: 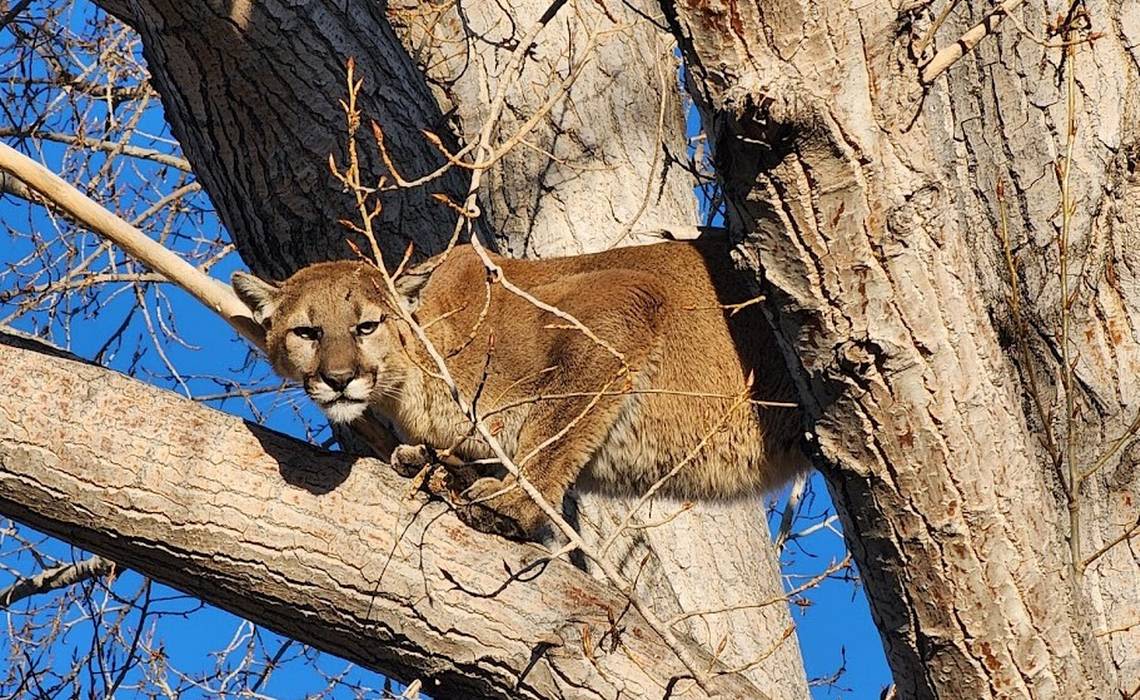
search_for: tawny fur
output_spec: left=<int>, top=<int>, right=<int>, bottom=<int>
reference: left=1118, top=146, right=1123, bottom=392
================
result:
left=233, top=240, right=806, bottom=536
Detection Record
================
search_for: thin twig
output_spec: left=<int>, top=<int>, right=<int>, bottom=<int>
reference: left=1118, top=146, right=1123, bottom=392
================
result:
left=1080, top=407, right=1140, bottom=482
left=914, top=0, right=962, bottom=58
left=667, top=555, right=852, bottom=626
left=997, top=179, right=1062, bottom=468
left=1058, top=27, right=1080, bottom=576
left=1081, top=515, right=1140, bottom=570
left=0, top=0, right=33, bottom=31
left=608, top=38, right=669, bottom=248
left=248, top=639, right=292, bottom=693
left=0, top=128, right=193, bottom=171
left=600, top=389, right=753, bottom=555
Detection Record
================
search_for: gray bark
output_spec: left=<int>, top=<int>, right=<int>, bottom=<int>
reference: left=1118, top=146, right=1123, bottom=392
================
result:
left=91, top=0, right=810, bottom=695
left=664, top=0, right=1140, bottom=697
left=0, top=330, right=765, bottom=699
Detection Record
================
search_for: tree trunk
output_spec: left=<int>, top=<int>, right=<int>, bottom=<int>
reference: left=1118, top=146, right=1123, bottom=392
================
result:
left=89, top=0, right=809, bottom=695
left=0, top=329, right=768, bottom=700
left=97, top=0, right=470, bottom=278
left=385, top=0, right=701, bottom=256
left=664, top=0, right=1139, bottom=697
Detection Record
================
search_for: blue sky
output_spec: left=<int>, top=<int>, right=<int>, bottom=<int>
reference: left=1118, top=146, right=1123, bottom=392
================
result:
left=0, top=2, right=892, bottom=696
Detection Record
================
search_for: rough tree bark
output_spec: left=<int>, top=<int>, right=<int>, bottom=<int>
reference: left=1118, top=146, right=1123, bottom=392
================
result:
left=665, top=0, right=1139, bottom=697
left=86, top=0, right=810, bottom=695
left=0, top=329, right=767, bottom=700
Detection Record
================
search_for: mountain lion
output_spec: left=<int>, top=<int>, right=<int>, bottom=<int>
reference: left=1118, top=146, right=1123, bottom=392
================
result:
left=233, top=240, right=805, bottom=537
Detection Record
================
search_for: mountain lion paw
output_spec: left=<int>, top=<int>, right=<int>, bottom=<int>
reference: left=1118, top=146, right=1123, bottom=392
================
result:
left=458, top=476, right=544, bottom=540
left=390, top=444, right=435, bottom=478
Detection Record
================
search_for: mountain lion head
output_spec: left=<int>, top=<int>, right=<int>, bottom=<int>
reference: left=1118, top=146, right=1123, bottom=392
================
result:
left=232, top=261, right=426, bottom=424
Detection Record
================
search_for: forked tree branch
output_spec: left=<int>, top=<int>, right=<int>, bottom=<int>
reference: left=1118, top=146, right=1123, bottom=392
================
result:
left=0, top=330, right=763, bottom=699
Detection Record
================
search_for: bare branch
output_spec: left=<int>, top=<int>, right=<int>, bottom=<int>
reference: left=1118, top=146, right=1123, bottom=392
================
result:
left=0, top=0, right=32, bottom=31
left=0, top=170, right=33, bottom=201
left=0, top=143, right=254, bottom=341
left=0, top=129, right=193, bottom=171
left=0, top=556, right=115, bottom=609
left=1082, top=516, right=1140, bottom=571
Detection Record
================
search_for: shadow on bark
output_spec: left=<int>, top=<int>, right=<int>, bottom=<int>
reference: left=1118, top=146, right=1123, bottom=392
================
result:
left=250, top=424, right=354, bottom=495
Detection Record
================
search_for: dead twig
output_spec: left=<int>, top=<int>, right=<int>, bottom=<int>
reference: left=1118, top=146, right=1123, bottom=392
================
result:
left=0, top=128, right=193, bottom=171
left=1081, top=515, right=1140, bottom=570
left=913, top=0, right=962, bottom=59
left=667, top=555, right=852, bottom=626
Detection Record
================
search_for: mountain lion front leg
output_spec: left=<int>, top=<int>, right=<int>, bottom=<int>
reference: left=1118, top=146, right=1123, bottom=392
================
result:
left=459, top=278, right=663, bottom=538
left=460, top=383, right=635, bottom=539
left=390, top=444, right=435, bottom=477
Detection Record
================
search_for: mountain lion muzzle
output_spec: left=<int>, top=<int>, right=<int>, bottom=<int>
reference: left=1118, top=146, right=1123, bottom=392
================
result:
left=234, top=239, right=806, bottom=538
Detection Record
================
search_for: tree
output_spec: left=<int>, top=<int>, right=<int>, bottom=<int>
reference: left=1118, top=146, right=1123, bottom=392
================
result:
left=1, top=0, right=817, bottom=697
left=2, top=0, right=1136, bottom=698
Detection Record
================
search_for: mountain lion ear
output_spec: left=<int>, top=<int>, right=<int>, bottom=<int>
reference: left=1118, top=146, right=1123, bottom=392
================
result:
left=232, top=272, right=280, bottom=326
left=394, top=268, right=430, bottom=313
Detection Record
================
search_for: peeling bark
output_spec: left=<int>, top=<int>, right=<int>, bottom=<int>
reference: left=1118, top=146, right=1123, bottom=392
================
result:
left=664, top=0, right=1139, bottom=697
left=0, top=330, right=767, bottom=700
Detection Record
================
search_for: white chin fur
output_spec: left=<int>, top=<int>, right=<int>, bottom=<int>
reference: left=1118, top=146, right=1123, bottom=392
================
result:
left=322, top=400, right=368, bottom=424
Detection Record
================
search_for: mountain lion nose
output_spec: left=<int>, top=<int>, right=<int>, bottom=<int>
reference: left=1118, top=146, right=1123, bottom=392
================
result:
left=320, top=370, right=356, bottom=392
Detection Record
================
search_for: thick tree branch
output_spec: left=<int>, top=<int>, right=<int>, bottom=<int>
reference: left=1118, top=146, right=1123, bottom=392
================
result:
left=0, top=330, right=764, bottom=700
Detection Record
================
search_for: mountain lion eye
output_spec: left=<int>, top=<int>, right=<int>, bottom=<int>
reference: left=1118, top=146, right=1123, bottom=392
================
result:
left=355, top=320, right=380, bottom=337
left=292, top=326, right=321, bottom=341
